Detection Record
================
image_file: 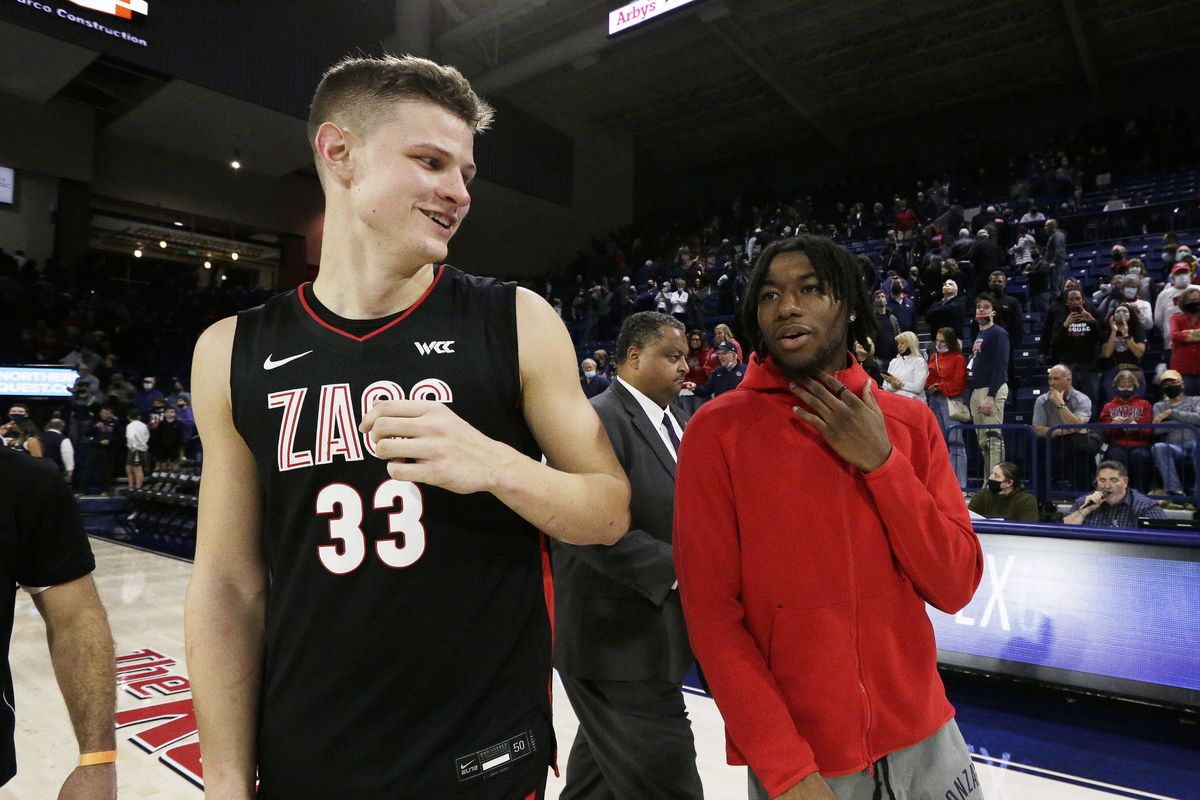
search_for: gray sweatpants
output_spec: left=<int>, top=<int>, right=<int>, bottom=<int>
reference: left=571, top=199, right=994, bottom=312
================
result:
left=748, top=720, right=982, bottom=800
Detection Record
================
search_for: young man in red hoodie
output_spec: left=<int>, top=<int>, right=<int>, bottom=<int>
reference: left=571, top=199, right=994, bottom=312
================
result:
left=674, top=235, right=984, bottom=800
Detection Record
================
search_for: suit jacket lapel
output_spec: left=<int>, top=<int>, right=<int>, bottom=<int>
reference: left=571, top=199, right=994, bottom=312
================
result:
left=612, top=380, right=678, bottom=478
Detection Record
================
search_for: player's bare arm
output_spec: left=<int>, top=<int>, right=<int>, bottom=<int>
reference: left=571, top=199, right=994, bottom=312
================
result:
left=32, top=574, right=116, bottom=800
left=183, top=316, right=266, bottom=800
left=361, top=288, right=629, bottom=545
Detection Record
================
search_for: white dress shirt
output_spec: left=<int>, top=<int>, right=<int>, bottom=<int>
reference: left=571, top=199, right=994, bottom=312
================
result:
left=616, top=377, right=683, bottom=461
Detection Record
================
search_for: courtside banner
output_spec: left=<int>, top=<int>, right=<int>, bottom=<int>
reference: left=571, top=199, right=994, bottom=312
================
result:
left=927, top=531, right=1200, bottom=708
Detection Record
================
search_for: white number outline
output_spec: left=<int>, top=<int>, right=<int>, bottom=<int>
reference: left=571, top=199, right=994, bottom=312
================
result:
left=315, top=479, right=426, bottom=574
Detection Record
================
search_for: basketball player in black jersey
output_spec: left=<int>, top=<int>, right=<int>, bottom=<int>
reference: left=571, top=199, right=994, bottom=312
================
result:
left=184, top=55, right=631, bottom=800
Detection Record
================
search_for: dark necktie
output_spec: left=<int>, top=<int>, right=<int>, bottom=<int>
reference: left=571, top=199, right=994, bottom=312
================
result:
left=662, top=411, right=680, bottom=456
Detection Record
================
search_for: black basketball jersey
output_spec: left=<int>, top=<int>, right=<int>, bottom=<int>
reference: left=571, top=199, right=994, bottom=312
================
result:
left=229, top=265, right=553, bottom=799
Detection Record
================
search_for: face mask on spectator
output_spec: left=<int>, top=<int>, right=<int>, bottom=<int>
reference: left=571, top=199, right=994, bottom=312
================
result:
left=1173, top=274, right=1191, bottom=289
left=935, top=344, right=950, bottom=354
left=1123, top=287, right=1138, bottom=299
left=1128, top=268, right=1142, bottom=277
left=1163, top=384, right=1184, bottom=399
left=874, top=297, right=887, bottom=308
left=1116, top=388, right=1136, bottom=400
left=1183, top=301, right=1200, bottom=314
left=583, top=370, right=596, bottom=380
left=986, top=479, right=1003, bottom=494
left=7, top=412, right=25, bottom=421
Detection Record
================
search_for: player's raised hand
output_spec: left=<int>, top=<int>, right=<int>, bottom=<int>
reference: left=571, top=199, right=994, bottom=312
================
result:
left=360, top=399, right=513, bottom=494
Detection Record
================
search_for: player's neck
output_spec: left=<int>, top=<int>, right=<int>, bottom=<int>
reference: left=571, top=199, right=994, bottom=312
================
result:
left=315, top=220, right=437, bottom=319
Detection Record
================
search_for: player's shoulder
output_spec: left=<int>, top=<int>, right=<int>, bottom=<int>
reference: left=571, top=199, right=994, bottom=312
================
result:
left=194, top=315, right=238, bottom=359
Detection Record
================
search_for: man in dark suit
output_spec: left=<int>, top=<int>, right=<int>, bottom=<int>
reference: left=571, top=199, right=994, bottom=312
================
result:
left=552, top=311, right=704, bottom=800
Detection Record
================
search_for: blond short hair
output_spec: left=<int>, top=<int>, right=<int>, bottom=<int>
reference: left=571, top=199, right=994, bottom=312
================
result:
left=895, top=331, right=920, bottom=358
left=308, top=54, right=494, bottom=182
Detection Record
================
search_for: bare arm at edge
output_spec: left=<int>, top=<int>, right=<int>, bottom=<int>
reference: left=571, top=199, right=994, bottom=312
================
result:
left=183, top=316, right=265, bottom=800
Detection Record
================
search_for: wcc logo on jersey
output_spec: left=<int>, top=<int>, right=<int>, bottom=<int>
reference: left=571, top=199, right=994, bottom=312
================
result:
left=68, top=0, right=148, bottom=19
left=415, top=340, right=455, bottom=355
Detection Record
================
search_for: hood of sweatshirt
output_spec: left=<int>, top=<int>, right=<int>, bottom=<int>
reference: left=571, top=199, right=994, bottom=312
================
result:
left=739, top=351, right=870, bottom=402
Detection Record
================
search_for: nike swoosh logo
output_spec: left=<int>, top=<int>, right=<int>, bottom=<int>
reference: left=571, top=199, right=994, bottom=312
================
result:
left=263, top=350, right=314, bottom=370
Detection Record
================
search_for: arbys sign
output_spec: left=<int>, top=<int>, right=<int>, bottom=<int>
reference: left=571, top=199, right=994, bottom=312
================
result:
left=608, top=0, right=702, bottom=36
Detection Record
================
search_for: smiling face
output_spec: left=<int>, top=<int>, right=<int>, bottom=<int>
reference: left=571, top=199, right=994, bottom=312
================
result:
left=756, top=251, right=848, bottom=381
left=332, top=100, right=476, bottom=268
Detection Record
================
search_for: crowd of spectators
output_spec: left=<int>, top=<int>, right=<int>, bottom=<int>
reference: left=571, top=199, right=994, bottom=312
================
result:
left=3, top=109, right=1199, bottom=523
left=0, top=247, right=267, bottom=493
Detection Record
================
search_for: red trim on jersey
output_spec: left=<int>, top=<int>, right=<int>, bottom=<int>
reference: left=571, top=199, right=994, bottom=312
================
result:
left=540, top=531, right=559, bottom=778
left=524, top=792, right=537, bottom=800
left=297, top=264, right=446, bottom=343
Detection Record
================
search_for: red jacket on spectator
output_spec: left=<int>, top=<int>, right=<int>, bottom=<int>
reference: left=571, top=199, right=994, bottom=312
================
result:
left=1169, top=311, right=1200, bottom=375
left=894, top=208, right=920, bottom=233
left=925, top=351, right=967, bottom=398
left=686, top=346, right=713, bottom=384
left=674, top=356, right=982, bottom=796
left=1099, top=397, right=1153, bottom=447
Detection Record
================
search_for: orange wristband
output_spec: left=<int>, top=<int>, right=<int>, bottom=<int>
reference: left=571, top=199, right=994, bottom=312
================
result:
left=78, top=750, right=116, bottom=767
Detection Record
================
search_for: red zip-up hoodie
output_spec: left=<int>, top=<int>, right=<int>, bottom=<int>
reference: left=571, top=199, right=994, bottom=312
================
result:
left=674, top=354, right=982, bottom=797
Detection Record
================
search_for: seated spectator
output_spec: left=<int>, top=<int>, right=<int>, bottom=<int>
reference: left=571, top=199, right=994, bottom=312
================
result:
left=579, top=358, right=611, bottom=399
left=1168, top=286, right=1200, bottom=396
left=1063, top=460, right=1163, bottom=527
left=923, top=279, right=967, bottom=337
left=684, top=330, right=712, bottom=385
left=1099, top=370, right=1153, bottom=491
left=1098, top=303, right=1147, bottom=401
left=882, top=331, right=928, bottom=400
left=592, top=349, right=614, bottom=379
left=968, top=462, right=1039, bottom=521
left=1151, top=369, right=1200, bottom=497
left=1034, top=364, right=1099, bottom=488
left=687, top=341, right=745, bottom=399
left=704, top=323, right=743, bottom=374
left=926, top=327, right=968, bottom=487
left=854, top=339, right=884, bottom=386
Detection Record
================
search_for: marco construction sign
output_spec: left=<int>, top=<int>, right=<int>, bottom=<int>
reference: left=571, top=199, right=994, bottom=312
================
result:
left=12, top=0, right=149, bottom=47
